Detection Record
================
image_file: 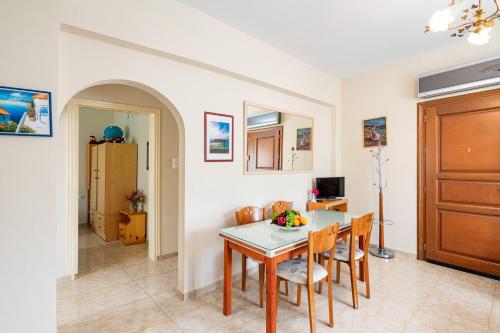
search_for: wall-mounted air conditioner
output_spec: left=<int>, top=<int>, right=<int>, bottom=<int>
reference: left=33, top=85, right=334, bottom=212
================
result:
left=418, top=55, right=500, bottom=98
left=247, top=111, right=281, bottom=129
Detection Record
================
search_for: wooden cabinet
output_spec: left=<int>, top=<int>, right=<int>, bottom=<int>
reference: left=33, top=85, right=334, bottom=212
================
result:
left=88, top=143, right=137, bottom=241
left=306, top=199, right=348, bottom=212
left=119, top=211, right=146, bottom=245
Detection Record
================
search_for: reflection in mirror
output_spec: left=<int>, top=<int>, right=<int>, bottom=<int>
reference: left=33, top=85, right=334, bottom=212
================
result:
left=245, top=103, right=313, bottom=173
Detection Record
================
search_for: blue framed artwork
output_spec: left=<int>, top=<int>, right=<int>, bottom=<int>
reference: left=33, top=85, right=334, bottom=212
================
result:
left=0, top=86, right=53, bottom=137
left=204, top=112, right=234, bottom=162
left=363, top=116, right=387, bottom=147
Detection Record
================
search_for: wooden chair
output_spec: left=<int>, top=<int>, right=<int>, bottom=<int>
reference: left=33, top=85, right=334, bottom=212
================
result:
left=235, top=206, right=266, bottom=308
left=271, top=200, right=293, bottom=215
left=276, top=224, right=340, bottom=332
left=323, top=212, right=374, bottom=309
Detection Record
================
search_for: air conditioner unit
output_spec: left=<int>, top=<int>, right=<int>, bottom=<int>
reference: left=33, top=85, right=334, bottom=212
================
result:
left=418, top=56, right=500, bottom=98
left=247, top=111, right=281, bottom=129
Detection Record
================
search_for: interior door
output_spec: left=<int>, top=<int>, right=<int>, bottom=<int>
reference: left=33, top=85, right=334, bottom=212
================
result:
left=96, top=144, right=107, bottom=214
left=423, top=90, right=500, bottom=276
left=247, top=127, right=282, bottom=171
left=89, top=145, right=98, bottom=211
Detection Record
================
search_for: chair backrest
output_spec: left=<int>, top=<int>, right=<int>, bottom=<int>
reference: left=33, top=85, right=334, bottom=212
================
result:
left=235, top=206, right=265, bottom=225
left=348, top=212, right=374, bottom=260
left=271, top=201, right=293, bottom=215
left=307, top=224, right=339, bottom=282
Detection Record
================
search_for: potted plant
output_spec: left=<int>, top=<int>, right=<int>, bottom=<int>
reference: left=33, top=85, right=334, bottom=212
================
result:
left=127, top=190, right=145, bottom=212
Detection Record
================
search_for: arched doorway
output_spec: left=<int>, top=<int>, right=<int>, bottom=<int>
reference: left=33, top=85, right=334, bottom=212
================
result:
left=60, top=81, right=185, bottom=293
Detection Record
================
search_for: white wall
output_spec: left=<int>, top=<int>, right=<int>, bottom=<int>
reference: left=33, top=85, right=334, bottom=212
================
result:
left=75, top=85, right=179, bottom=255
left=341, top=36, right=500, bottom=255
left=1, top=1, right=340, bottom=331
left=281, top=113, right=313, bottom=171
left=0, top=1, right=58, bottom=332
left=60, top=0, right=341, bottom=106
left=58, top=30, right=336, bottom=294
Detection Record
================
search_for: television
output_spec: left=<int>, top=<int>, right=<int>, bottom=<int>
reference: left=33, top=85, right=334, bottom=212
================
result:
left=316, top=177, right=345, bottom=200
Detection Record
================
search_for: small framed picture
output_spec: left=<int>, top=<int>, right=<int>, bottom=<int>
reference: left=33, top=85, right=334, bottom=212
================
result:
left=363, top=116, right=387, bottom=147
left=0, top=86, right=53, bottom=137
left=204, top=112, right=234, bottom=162
left=296, top=127, right=312, bottom=150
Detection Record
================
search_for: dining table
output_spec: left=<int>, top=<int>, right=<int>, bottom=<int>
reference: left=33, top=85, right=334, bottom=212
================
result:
left=219, top=209, right=367, bottom=333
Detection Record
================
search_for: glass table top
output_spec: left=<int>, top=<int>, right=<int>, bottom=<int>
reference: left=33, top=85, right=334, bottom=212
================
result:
left=219, top=210, right=361, bottom=257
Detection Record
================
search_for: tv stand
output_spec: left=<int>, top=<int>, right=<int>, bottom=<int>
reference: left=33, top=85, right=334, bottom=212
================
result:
left=307, top=199, right=348, bottom=212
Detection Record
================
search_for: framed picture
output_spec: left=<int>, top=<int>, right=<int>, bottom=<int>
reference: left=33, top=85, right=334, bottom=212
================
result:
left=0, top=86, right=52, bottom=137
left=363, top=116, right=387, bottom=147
left=296, top=127, right=312, bottom=150
left=204, top=112, right=234, bottom=162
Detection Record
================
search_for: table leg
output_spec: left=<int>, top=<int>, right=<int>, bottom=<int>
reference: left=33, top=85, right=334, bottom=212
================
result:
left=358, top=235, right=365, bottom=282
left=223, top=240, right=232, bottom=315
left=265, top=256, right=277, bottom=333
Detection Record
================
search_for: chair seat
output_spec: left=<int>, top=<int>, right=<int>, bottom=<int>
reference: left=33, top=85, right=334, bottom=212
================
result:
left=277, top=258, right=327, bottom=285
left=323, top=242, right=364, bottom=261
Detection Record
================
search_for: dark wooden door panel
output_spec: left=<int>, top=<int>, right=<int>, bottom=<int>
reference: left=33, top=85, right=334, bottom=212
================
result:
left=423, top=89, right=500, bottom=276
left=256, top=136, right=276, bottom=169
left=439, top=180, right=500, bottom=206
left=439, top=210, right=500, bottom=262
left=247, top=127, right=282, bottom=171
left=440, top=109, right=500, bottom=172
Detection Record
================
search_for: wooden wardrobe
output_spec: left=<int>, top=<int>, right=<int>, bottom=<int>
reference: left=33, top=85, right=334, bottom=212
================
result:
left=88, top=143, right=138, bottom=241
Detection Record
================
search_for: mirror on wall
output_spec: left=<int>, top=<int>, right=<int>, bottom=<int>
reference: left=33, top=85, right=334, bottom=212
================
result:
left=244, top=102, right=313, bottom=173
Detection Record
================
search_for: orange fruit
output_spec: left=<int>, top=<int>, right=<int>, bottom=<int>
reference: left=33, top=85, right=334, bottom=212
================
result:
left=293, top=217, right=301, bottom=227
left=300, top=217, right=308, bottom=225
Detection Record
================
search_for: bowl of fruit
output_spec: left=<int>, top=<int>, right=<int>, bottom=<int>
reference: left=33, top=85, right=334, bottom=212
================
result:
left=271, top=210, right=308, bottom=231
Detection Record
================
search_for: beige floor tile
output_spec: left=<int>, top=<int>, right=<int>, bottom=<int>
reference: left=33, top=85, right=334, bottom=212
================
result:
left=58, top=226, right=498, bottom=332
left=58, top=320, right=97, bottom=333
left=137, top=271, right=178, bottom=298
left=94, top=298, right=181, bottom=333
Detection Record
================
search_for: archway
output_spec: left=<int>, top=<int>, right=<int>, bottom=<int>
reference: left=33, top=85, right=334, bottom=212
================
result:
left=60, top=80, right=185, bottom=293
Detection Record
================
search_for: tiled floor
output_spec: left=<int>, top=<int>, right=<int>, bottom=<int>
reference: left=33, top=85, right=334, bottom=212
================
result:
left=58, top=225, right=499, bottom=332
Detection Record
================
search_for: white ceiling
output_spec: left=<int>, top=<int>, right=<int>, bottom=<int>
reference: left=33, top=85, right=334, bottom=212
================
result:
left=178, top=0, right=468, bottom=77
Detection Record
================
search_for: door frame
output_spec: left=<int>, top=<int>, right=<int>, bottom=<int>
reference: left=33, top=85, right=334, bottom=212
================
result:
left=66, top=98, right=161, bottom=277
left=416, top=88, right=500, bottom=261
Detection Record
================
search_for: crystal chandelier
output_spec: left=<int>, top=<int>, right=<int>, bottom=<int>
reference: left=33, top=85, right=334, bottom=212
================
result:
left=425, top=0, right=499, bottom=45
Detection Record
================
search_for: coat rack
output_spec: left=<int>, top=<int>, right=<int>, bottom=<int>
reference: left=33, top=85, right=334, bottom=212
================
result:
left=369, top=143, right=395, bottom=259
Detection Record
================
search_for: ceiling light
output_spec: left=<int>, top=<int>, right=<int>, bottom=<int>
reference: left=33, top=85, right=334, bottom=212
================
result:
left=429, top=9, right=455, bottom=32
left=467, top=26, right=493, bottom=44
left=425, top=0, right=499, bottom=45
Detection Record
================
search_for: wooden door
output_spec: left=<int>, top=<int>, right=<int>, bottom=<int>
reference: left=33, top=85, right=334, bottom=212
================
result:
left=96, top=144, right=107, bottom=214
left=247, top=127, right=282, bottom=172
left=421, top=89, right=500, bottom=276
left=89, top=145, right=99, bottom=211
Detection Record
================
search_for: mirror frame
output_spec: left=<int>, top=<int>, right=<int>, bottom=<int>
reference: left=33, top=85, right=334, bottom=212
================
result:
left=243, top=101, right=314, bottom=175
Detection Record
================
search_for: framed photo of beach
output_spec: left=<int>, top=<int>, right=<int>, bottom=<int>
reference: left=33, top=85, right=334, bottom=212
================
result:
left=204, top=112, right=234, bottom=162
left=363, top=116, right=387, bottom=147
left=0, top=86, right=52, bottom=137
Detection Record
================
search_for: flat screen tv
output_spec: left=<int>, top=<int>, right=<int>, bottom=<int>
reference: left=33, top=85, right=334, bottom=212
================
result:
left=316, top=177, right=345, bottom=200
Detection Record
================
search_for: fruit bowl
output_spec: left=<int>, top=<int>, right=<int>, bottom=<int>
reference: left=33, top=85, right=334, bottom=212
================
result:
left=277, top=225, right=303, bottom=231
left=270, top=210, right=308, bottom=231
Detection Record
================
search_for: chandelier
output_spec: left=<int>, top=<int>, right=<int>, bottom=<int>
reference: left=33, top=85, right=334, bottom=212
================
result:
left=425, top=0, right=499, bottom=45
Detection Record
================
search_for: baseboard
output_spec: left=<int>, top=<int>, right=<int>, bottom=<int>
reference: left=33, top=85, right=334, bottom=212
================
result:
left=177, top=265, right=259, bottom=301
left=158, top=252, right=178, bottom=260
